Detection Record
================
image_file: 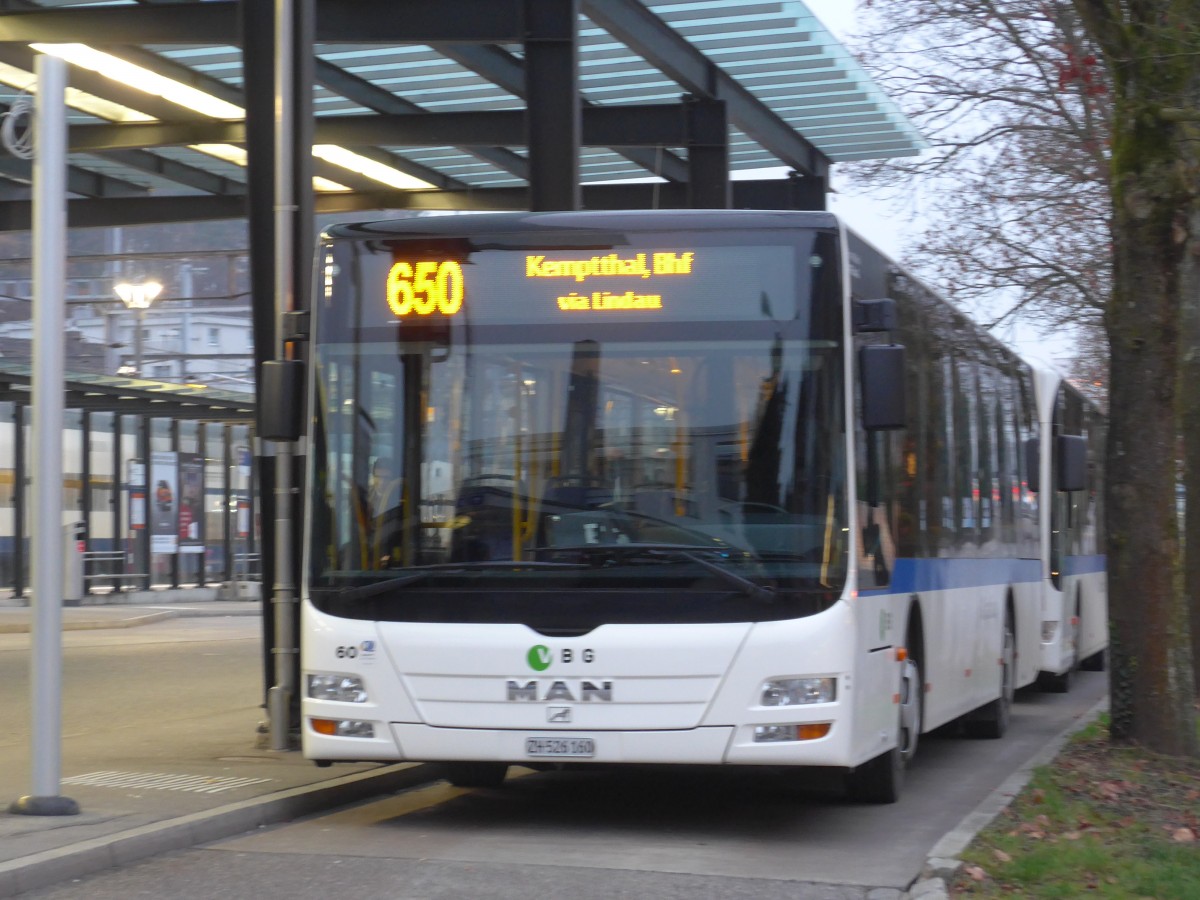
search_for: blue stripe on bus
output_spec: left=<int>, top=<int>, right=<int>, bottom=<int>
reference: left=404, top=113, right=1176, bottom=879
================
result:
left=859, top=557, right=1042, bottom=597
left=1061, top=554, right=1107, bottom=576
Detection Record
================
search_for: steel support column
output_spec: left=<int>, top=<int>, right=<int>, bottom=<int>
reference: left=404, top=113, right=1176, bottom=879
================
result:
left=113, top=414, right=123, bottom=592
left=170, top=418, right=179, bottom=589
left=243, top=0, right=279, bottom=721
left=525, top=0, right=580, bottom=211
left=81, top=411, right=91, bottom=560
left=137, top=415, right=151, bottom=589
left=13, top=403, right=24, bottom=598
left=684, top=95, right=729, bottom=209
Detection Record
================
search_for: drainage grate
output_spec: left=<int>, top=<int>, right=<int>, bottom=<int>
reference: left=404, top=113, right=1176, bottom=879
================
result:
left=62, top=771, right=272, bottom=794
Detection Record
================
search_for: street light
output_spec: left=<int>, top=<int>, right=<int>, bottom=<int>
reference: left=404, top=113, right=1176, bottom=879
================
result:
left=114, top=280, right=162, bottom=377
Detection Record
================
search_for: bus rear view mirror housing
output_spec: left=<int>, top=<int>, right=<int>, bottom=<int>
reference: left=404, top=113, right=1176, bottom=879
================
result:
left=260, top=359, right=305, bottom=442
left=1057, top=434, right=1087, bottom=492
left=1024, top=434, right=1088, bottom=492
left=859, top=344, right=906, bottom=430
left=1024, top=438, right=1040, bottom=492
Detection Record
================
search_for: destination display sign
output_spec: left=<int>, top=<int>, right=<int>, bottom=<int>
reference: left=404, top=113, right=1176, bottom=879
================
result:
left=368, top=237, right=802, bottom=328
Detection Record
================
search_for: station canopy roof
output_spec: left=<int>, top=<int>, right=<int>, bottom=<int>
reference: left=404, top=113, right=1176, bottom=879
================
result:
left=0, top=359, right=256, bottom=419
left=0, top=0, right=926, bottom=219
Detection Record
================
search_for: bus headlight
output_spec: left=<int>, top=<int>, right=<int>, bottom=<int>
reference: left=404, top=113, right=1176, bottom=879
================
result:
left=760, top=677, right=836, bottom=706
left=307, top=674, right=368, bottom=703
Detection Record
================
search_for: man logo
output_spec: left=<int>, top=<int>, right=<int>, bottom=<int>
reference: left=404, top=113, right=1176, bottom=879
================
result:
left=506, top=680, right=613, bottom=702
left=547, top=707, right=572, bottom=723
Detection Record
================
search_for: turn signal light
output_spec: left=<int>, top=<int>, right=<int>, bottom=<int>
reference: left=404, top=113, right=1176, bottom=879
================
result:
left=310, top=717, right=374, bottom=738
left=753, top=722, right=832, bottom=743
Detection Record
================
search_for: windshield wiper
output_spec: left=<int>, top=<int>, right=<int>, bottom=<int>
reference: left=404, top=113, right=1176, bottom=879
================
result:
left=336, top=561, right=586, bottom=603
left=534, top=542, right=776, bottom=603
left=678, top=550, right=776, bottom=603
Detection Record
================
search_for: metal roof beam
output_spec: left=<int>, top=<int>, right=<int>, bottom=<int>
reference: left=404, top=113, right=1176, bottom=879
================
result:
left=440, top=42, right=689, bottom=183
left=69, top=105, right=702, bottom=151
left=313, top=58, right=520, bottom=182
left=98, top=148, right=244, bottom=196
left=581, top=0, right=830, bottom=178
left=0, top=156, right=148, bottom=199
left=0, top=177, right=824, bottom=230
left=0, top=0, right=525, bottom=45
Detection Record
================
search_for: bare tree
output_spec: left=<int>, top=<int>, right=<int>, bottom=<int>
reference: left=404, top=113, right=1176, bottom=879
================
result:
left=845, top=1, right=1110, bottom=348
left=1068, top=0, right=1199, bottom=756
left=844, top=0, right=1198, bottom=753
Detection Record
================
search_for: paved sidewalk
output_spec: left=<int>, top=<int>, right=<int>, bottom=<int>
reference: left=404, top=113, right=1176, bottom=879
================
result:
left=0, top=594, right=438, bottom=898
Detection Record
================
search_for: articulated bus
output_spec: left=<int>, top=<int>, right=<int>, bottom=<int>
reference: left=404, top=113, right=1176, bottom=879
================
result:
left=293, top=210, right=1105, bottom=802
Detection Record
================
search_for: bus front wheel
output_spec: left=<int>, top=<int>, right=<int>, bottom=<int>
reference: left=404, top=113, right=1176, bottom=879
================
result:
left=847, top=656, right=920, bottom=804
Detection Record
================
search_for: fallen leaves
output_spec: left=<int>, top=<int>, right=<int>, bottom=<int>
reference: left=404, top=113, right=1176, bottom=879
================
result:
left=951, top=722, right=1200, bottom=898
left=964, top=864, right=988, bottom=882
left=1096, top=780, right=1128, bottom=801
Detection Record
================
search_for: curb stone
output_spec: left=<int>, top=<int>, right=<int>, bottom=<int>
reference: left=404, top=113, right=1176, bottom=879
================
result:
left=925, top=857, right=963, bottom=881
left=906, top=877, right=949, bottom=900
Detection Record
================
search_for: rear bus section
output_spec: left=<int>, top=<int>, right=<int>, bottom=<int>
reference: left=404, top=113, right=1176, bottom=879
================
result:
left=1035, top=372, right=1107, bottom=692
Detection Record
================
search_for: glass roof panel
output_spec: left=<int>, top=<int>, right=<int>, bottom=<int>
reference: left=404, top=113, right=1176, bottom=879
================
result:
left=5, top=1, right=925, bottom=198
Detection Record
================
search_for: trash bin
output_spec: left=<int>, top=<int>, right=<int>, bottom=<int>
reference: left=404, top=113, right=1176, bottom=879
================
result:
left=63, top=521, right=85, bottom=605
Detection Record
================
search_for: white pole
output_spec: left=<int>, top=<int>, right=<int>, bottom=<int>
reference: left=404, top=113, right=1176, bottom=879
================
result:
left=10, top=53, right=79, bottom=816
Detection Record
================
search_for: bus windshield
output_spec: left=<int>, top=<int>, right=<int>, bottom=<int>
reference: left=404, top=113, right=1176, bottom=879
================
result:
left=305, top=221, right=849, bottom=629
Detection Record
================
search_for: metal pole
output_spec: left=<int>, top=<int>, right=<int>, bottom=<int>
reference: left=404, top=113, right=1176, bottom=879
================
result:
left=10, top=53, right=79, bottom=817
left=267, top=0, right=298, bottom=751
left=134, top=307, right=144, bottom=375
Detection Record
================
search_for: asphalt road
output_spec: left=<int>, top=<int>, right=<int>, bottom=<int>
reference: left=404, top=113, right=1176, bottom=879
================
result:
left=5, top=617, right=1107, bottom=899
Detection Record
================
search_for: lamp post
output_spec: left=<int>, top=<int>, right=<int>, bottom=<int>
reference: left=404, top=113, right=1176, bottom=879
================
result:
left=114, top=280, right=162, bottom=376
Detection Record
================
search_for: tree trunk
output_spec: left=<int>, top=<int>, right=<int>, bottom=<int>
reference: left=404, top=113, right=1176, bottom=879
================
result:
left=1083, top=1, right=1200, bottom=755
left=1181, top=187, right=1200, bottom=700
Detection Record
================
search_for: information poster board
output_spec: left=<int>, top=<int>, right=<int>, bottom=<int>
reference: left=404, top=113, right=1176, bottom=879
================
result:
left=150, top=450, right=178, bottom=554
left=178, top=452, right=204, bottom=554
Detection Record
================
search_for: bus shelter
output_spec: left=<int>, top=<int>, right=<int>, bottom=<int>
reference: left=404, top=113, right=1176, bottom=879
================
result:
left=0, top=360, right=256, bottom=598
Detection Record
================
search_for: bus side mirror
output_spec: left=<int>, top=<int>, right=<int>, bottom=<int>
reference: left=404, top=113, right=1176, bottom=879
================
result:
left=859, top=344, right=906, bottom=430
left=259, top=360, right=305, bottom=441
left=1024, top=438, right=1040, bottom=492
left=1057, top=434, right=1087, bottom=492
left=853, top=298, right=897, bottom=333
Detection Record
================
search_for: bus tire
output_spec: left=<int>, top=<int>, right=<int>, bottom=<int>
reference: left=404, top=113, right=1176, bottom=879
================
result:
left=1037, top=667, right=1071, bottom=693
left=966, top=611, right=1014, bottom=739
left=441, top=762, right=509, bottom=788
left=846, top=744, right=902, bottom=804
left=846, top=656, right=919, bottom=804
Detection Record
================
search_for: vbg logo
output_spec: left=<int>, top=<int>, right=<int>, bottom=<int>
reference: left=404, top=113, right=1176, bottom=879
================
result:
left=526, top=644, right=595, bottom=670
left=527, top=644, right=552, bottom=671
